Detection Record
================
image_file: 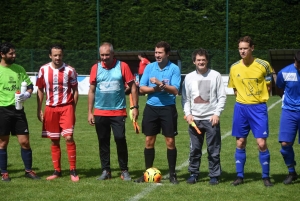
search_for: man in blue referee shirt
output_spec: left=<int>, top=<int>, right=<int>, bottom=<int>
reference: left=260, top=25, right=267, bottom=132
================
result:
left=276, top=50, right=300, bottom=184
left=134, top=41, right=181, bottom=184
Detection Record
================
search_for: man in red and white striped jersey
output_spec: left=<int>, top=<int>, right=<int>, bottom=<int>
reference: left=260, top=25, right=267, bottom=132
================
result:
left=36, top=44, right=79, bottom=182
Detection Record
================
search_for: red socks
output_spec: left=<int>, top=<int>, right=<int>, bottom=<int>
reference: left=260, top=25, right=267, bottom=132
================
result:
left=66, top=142, right=76, bottom=170
left=51, top=143, right=61, bottom=172
left=51, top=141, right=76, bottom=171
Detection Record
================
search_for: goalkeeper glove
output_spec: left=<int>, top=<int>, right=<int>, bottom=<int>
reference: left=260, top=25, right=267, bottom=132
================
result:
left=18, top=91, right=31, bottom=102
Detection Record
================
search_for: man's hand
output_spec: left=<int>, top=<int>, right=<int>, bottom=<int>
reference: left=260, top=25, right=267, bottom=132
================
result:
left=150, top=77, right=161, bottom=85
left=185, top=114, right=194, bottom=124
left=131, top=108, right=139, bottom=122
left=184, top=115, right=201, bottom=134
left=18, top=91, right=31, bottom=102
left=210, top=115, right=219, bottom=126
left=37, top=110, right=43, bottom=122
left=88, top=113, right=95, bottom=126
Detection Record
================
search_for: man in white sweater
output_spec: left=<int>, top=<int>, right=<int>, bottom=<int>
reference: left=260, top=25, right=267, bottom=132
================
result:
left=181, top=48, right=226, bottom=185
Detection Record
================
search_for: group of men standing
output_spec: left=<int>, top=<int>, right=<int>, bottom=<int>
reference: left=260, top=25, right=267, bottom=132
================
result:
left=0, top=36, right=299, bottom=187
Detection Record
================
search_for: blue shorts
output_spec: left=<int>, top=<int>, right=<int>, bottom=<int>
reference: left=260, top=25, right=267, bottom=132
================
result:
left=278, top=109, right=300, bottom=144
left=232, top=102, right=269, bottom=138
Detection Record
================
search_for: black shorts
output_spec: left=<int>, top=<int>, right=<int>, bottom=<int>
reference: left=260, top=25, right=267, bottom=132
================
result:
left=142, top=104, right=178, bottom=137
left=0, top=106, right=29, bottom=136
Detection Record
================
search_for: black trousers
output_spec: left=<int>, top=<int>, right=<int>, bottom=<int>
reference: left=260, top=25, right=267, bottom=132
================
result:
left=94, top=116, right=128, bottom=172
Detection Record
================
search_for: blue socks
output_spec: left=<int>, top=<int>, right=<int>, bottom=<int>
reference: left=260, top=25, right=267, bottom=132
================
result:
left=21, top=148, right=32, bottom=171
left=259, top=149, right=270, bottom=178
left=280, top=145, right=295, bottom=172
left=235, top=148, right=246, bottom=178
left=0, top=148, right=32, bottom=173
left=0, top=149, right=8, bottom=173
left=236, top=148, right=271, bottom=178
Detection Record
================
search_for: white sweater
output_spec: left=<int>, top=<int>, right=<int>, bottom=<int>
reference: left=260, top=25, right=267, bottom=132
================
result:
left=181, top=69, right=226, bottom=120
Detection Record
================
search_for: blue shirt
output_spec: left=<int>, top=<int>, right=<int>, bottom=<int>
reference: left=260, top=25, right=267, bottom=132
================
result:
left=276, top=63, right=300, bottom=111
left=140, top=61, right=181, bottom=106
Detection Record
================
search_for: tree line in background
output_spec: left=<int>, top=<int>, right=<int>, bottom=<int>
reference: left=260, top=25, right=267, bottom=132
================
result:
left=1, top=0, right=300, bottom=74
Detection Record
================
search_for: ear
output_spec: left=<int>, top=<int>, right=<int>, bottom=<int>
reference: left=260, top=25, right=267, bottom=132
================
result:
left=166, top=51, right=170, bottom=57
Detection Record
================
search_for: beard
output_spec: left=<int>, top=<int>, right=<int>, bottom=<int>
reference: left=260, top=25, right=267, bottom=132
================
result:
left=4, top=57, right=15, bottom=65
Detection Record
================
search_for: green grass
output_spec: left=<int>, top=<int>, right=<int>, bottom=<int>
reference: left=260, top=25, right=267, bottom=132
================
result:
left=1, top=95, right=299, bottom=201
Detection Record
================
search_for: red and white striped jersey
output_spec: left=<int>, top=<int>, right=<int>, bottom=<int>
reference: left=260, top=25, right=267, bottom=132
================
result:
left=36, top=62, right=78, bottom=106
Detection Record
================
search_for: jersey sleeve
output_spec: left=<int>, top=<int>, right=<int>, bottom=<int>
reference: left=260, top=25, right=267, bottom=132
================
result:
left=227, top=67, right=235, bottom=88
left=139, top=64, right=151, bottom=87
left=170, top=65, right=181, bottom=90
left=276, top=70, right=285, bottom=89
left=70, top=68, right=78, bottom=86
left=120, top=62, right=134, bottom=83
left=89, top=64, right=98, bottom=85
left=264, top=63, right=273, bottom=84
left=20, top=66, right=33, bottom=86
left=36, top=67, right=45, bottom=89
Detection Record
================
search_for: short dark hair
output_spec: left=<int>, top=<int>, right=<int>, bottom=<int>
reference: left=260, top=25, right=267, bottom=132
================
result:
left=0, top=42, right=15, bottom=56
left=192, top=48, right=209, bottom=62
left=49, top=44, right=64, bottom=55
left=238, top=36, right=254, bottom=47
left=295, top=51, right=300, bottom=63
left=155, top=41, right=171, bottom=53
left=138, top=52, right=147, bottom=57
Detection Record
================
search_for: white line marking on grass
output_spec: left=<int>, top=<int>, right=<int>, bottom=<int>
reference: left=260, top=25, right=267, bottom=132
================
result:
left=128, top=99, right=281, bottom=201
left=268, top=99, right=282, bottom=111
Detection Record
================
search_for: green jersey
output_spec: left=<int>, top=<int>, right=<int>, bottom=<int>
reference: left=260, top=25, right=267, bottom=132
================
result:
left=0, top=63, right=32, bottom=107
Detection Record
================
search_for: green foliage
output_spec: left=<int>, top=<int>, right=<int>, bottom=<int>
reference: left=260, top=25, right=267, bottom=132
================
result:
left=0, top=0, right=97, bottom=49
left=282, top=0, right=300, bottom=5
left=1, top=0, right=300, bottom=50
left=1, top=0, right=300, bottom=74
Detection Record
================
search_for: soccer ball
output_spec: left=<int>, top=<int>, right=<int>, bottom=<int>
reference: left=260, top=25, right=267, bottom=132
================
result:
left=144, top=167, right=162, bottom=183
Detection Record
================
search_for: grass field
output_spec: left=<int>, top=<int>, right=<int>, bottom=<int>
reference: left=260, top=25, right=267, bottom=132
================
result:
left=1, top=95, right=299, bottom=201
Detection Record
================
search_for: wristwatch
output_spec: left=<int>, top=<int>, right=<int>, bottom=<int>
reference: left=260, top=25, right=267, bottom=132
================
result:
left=130, top=105, right=139, bottom=109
